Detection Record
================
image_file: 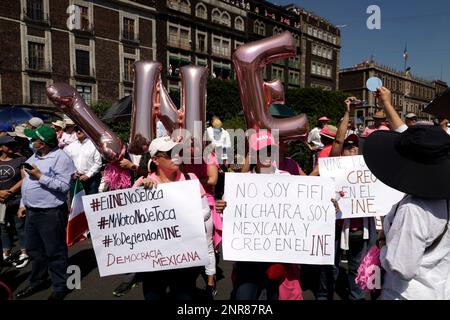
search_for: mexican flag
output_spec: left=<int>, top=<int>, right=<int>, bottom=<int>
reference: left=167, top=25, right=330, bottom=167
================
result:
left=67, top=179, right=88, bottom=246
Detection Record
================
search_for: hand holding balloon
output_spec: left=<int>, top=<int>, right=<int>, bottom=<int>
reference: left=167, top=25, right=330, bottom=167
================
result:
left=46, top=83, right=125, bottom=162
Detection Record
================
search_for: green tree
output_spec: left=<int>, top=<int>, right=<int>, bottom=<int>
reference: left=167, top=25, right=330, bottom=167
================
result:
left=90, top=100, right=130, bottom=142
left=206, top=79, right=242, bottom=122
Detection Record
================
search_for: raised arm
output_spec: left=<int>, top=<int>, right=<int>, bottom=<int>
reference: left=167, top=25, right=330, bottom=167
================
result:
left=376, top=87, right=406, bottom=132
left=329, top=96, right=354, bottom=157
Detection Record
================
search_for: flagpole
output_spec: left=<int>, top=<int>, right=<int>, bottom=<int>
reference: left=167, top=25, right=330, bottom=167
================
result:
left=404, top=42, right=407, bottom=72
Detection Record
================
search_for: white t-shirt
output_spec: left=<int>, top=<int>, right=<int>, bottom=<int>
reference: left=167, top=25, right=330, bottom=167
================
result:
left=307, top=127, right=323, bottom=148
left=380, top=196, right=450, bottom=300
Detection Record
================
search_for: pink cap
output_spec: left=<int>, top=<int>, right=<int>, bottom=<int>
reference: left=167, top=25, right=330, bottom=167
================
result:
left=249, top=131, right=278, bottom=151
left=318, top=116, right=330, bottom=121
left=319, top=125, right=337, bottom=139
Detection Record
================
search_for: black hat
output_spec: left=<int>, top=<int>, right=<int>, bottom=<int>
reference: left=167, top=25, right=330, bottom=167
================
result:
left=363, top=125, right=450, bottom=199
left=423, top=88, right=450, bottom=118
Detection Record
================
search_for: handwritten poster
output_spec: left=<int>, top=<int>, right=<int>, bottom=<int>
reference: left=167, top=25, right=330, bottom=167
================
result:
left=223, top=173, right=336, bottom=265
left=82, top=180, right=209, bottom=277
left=319, top=155, right=404, bottom=219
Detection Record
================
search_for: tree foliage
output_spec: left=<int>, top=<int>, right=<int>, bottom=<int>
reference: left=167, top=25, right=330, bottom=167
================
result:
left=87, top=82, right=348, bottom=171
left=90, top=100, right=130, bottom=142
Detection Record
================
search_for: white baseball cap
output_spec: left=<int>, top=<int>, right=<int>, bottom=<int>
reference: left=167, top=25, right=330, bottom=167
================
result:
left=149, top=136, right=179, bottom=157
left=64, top=118, right=75, bottom=126
left=28, top=117, right=44, bottom=128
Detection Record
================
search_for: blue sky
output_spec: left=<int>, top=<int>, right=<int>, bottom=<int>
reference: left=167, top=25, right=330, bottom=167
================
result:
left=273, top=0, right=450, bottom=84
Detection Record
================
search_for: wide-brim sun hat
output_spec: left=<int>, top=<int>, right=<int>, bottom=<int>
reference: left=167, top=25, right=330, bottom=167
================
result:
left=363, top=125, right=450, bottom=199
left=319, top=125, right=337, bottom=140
left=372, top=111, right=387, bottom=119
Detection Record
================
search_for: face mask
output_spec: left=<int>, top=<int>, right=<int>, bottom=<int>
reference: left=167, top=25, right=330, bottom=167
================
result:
left=171, top=155, right=182, bottom=166
left=32, top=141, right=45, bottom=154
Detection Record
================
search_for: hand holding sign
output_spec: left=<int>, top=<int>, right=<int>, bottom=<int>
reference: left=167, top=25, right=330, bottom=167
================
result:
left=318, top=155, right=404, bottom=219
left=366, top=77, right=382, bottom=92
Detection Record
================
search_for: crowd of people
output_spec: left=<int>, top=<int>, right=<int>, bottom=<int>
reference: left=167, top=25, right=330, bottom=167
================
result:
left=1, top=85, right=449, bottom=300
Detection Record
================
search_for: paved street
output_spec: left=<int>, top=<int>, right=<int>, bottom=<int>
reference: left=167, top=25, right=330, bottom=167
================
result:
left=1, top=239, right=352, bottom=300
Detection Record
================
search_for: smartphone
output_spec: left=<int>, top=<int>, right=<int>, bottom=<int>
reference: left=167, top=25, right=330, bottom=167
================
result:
left=22, top=163, right=34, bottom=170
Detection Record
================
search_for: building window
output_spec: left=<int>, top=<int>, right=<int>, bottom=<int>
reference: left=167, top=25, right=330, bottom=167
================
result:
left=168, top=24, right=191, bottom=50
left=28, top=42, right=45, bottom=70
left=235, top=16, right=244, bottom=31
left=76, top=85, right=92, bottom=105
left=221, top=12, right=231, bottom=27
left=26, top=0, right=44, bottom=21
left=234, top=40, right=244, bottom=49
left=79, top=5, right=91, bottom=31
left=168, top=52, right=191, bottom=77
left=124, top=88, right=133, bottom=96
left=212, top=61, right=231, bottom=80
left=272, top=66, right=284, bottom=80
left=124, top=58, right=134, bottom=81
left=312, top=62, right=317, bottom=74
left=307, top=26, right=312, bottom=35
left=168, top=0, right=191, bottom=14
left=75, top=49, right=90, bottom=75
left=180, top=0, right=190, bottom=14
left=196, top=31, right=207, bottom=53
left=313, top=28, right=317, bottom=37
left=326, top=65, right=331, bottom=77
left=212, top=36, right=231, bottom=58
left=196, top=57, right=207, bottom=67
left=212, top=9, right=221, bottom=24
left=30, top=81, right=46, bottom=104
left=273, top=27, right=282, bottom=35
left=253, top=21, right=265, bottom=36
left=195, top=3, right=207, bottom=19
left=289, top=71, right=299, bottom=85
left=294, top=34, right=300, bottom=47
left=289, top=56, right=300, bottom=69
left=123, top=17, right=135, bottom=41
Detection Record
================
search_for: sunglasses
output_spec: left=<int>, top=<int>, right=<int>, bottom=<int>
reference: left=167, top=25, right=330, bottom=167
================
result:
left=156, top=149, right=183, bottom=159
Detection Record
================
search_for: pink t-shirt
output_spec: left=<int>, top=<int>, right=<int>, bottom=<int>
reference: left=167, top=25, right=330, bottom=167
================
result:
left=317, top=144, right=333, bottom=159
left=182, top=153, right=218, bottom=195
left=363, top=125, right=390, bottom=137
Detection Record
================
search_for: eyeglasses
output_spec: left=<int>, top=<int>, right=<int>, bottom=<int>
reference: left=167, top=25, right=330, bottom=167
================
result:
left=156, top=149, right=183, bottom=159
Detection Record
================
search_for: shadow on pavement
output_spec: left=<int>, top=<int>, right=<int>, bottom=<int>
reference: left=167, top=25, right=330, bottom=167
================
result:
left=68, top=248, right=97, bottom=279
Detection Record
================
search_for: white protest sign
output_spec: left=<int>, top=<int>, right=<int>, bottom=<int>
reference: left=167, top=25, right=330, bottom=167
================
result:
left=319, top=155, right=404, bottom=219
left=82, top=180, right=209, bottom=277
left=223, top=173, right=336, bottom=265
